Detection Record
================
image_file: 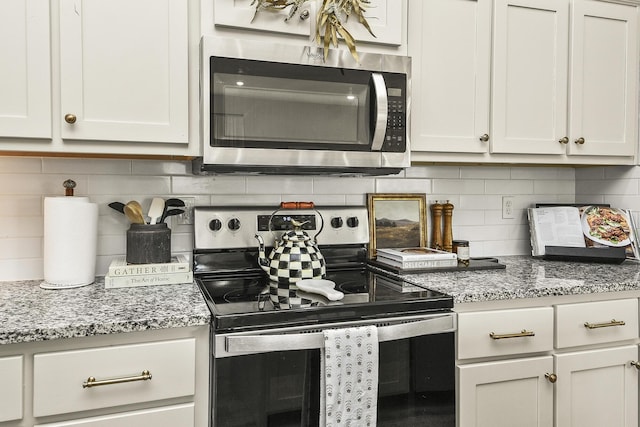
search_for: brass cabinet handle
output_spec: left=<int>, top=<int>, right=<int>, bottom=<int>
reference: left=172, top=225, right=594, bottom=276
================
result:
left=574, top=137, right=585, bottom=145
left=64, top=114, right=77, bottom=124
left=545, top=373, right=557, bottom=383
left=489, top=329, right=535, bottom=340
left=558, top=137, right=569, bottom=144
left=584, top=319, right=625, bottom=329
left=631, top=361, right=640, bottom=370
left=82, top=370, right=152, bottom=388
left=479, top=134, right=490, bottom=142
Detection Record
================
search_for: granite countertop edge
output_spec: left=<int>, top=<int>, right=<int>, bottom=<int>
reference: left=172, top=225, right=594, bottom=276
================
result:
left=0, top=277, right=211, bottom=346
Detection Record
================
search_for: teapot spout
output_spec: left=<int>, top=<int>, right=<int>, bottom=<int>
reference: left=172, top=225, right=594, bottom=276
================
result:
left=255, top=234, right=270, bottom=273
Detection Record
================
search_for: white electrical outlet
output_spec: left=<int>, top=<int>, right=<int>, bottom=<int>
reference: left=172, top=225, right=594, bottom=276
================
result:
left=176, top=197, right=196, bottom=225
left=502, top=196, right=515, bottom=219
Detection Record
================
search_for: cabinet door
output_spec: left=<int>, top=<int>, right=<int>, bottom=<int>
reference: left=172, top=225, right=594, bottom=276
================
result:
left=214, top=0, right=402, bottom=45
left=555, top=345, right=638, bottom=427
left=491, top=0, right=569, bottom=155
left=458, top=356, right=554, bottom=427
left=0, top=355, right=22, bottom=422
left=567, top=0, right=638, bottom=157
left=0, top=0, right=51, bottom=139
left=408, top=0, right=491, bottom=154
left=35, top=403, right=194, bottom=427
left=214, top=0, right=313, bottom=36
left=59, top=0, right=188, bottom=143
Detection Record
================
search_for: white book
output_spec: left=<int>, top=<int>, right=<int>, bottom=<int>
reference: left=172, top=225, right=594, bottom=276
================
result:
left=107, top=254, right=190, bottom=277
left=104, top=271, right=193, bottom=289
left=376, top=255, right=458, bottom=270
left=376, top=247, right=457, bottom=262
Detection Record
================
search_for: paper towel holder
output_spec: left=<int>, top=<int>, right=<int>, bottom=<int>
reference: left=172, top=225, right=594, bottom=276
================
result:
left=63, top=179, right=76, bottom=196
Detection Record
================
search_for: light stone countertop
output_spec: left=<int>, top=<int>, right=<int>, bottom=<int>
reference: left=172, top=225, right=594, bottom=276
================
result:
left=397, top=256, right=640, bottom=304
left=3, top=256, right=640, bottom=345
left=0, top=277, right=210, bottom=345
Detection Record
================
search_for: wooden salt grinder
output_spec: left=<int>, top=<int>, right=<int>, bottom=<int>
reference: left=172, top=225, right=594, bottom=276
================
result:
left=442, top=200, right=454, bottom=252
left=431, top=201, right=443, bottom=250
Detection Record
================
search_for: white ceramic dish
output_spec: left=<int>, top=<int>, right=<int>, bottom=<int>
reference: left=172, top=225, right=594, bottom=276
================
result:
left=296, top=279, right=344, bottom=301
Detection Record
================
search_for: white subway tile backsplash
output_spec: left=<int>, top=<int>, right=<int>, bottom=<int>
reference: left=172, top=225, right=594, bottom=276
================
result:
left=0, top=157, right=42, bottom=173
left=43, top=158, right=131, bottom=175
left=247, top=176, right=314, bottom=194
left=4, top=156, right=638, bottom=281
left=432, top=179, right=485, bottom=194
left=172, top=175, right=245, bottom=194
left=133, top=160, right=191, bottom=175
left=313, top=177, right=375, bottom=194
left=460, top=166, right=511, bottom=179
left=89, top=175, right=171, bottom=195
left=485, top=179, right=534, bottom=195
left=375, top=178, right=430, bottom=193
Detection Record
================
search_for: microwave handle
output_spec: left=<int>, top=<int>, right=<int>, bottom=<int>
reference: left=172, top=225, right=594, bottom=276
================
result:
left=370, top=73, right=388, bottom=151
left=224, top=314, right=455, bottom=354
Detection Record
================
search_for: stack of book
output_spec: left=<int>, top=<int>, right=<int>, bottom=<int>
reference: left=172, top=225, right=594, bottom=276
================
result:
left=376, top=247, right=458, bottom=270
left=104, top=254, right=193, bottom=289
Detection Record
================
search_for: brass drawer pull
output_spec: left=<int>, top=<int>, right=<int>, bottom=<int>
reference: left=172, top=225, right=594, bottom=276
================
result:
left=82, top=370, right=152, bottom=388
left=489, top=329, right=535, bottom=340
left=584, top=319, right=625, bottom=329
left=545, top=373, right=557, bottom=383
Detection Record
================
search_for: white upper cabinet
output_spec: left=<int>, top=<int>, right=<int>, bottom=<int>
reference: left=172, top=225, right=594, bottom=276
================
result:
left=491, top=0, right=570, bottom=155
left=0, top=1, right=51, bottom=139
left=59, top=0, right=189, bottom=144
left=213, top=0, right=404, bottom=47
left=568, top=0, right=638, bottom=157
left=409, top=0, right=639, bottom=165
left=408, top=0, right=491, bottom=154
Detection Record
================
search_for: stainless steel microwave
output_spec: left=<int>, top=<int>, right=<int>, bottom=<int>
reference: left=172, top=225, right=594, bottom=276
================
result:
left=193, top=36, right=411, bottom=176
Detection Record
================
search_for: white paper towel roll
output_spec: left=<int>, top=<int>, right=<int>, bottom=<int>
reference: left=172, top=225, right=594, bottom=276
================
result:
left=42, top=196, right=98, bottom=288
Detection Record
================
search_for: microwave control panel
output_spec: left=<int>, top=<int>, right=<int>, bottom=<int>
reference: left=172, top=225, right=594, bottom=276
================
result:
left=381, top=72, right=407, bottom=153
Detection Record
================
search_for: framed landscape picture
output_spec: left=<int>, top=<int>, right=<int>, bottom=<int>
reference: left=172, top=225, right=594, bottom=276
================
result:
left=367, top=193, right=427, bottom=259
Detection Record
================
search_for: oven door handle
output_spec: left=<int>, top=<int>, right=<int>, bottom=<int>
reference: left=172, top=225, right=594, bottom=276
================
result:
left=224, top=314, right=455, bottom=355
left=370, top=72, right=388, bottom=151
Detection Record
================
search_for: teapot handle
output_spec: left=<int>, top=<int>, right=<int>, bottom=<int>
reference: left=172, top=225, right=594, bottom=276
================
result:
left=268, top=203, right=324, bottom=243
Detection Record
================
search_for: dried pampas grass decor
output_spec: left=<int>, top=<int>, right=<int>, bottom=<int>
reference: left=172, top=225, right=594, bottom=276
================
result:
left=251, top=0, right=376, bottom=62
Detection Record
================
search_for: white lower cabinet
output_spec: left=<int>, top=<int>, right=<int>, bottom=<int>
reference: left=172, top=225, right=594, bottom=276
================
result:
left=0, top=355, right=23, bottom=422
left=457, top=297, right=640, bottom=427
left=555, top=345, right=638, bottom=427
left=33, top=339, right=196, bottom=417
left=458, top=356, right=554, bottom=427
left=35, top=403, right=194, bottom=427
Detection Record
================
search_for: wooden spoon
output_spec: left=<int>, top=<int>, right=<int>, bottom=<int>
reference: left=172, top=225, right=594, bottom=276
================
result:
left=124, top=201, right=145, bottom=224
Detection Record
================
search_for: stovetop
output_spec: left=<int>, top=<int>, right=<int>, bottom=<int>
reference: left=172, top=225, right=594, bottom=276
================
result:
left=193, top=205, right=454, bottom=332
left=196, top=265, right=452, bottom=332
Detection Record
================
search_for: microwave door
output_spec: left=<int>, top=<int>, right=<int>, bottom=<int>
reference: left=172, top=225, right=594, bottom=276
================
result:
left=370, top=73, right=389, bottom=151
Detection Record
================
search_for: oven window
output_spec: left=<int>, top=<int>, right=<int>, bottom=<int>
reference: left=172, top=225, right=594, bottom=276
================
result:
left=212, top=333, right=455, bottom=426
left=210, top=57, right=372, bottom=151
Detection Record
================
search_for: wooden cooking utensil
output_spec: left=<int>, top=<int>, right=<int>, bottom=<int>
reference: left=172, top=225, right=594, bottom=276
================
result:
left=124, top=201, right=145, bottom=224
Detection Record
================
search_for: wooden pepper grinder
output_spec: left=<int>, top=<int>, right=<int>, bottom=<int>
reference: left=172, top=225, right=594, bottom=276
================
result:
left=442, top=200, right=454, bottom=252
left=430, top=201, right=443, bottom=250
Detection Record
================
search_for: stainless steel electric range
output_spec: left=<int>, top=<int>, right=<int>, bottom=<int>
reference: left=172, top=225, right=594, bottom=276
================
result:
left=193, top=204, right=456, bottom=427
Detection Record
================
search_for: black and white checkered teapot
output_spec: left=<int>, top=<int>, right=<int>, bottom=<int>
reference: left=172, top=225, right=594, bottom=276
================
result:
left=255, top=202, right=326, bottom=286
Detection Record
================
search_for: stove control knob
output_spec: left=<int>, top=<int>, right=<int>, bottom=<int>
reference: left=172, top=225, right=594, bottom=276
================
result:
left=228, top=217, right=241, bottom=231
left=346, top=216, right=360, bottom=228
left=331, top=217, right=343, bottom=228
left=208, top=219, right=222, bottom=232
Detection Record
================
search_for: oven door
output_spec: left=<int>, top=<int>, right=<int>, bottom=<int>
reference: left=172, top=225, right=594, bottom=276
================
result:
left=210, top=313, right=456, bottom=427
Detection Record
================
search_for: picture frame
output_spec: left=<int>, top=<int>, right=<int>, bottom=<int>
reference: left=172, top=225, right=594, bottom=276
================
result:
left=367, top=193, right=427, bottom=259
